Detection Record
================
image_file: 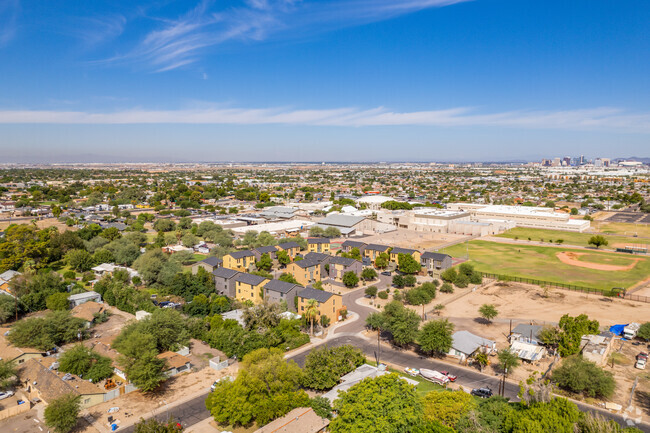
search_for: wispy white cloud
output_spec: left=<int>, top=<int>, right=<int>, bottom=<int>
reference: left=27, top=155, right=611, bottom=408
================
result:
left=75, top=14, right=127, bottom=46
left=1, top=105, right=649, bottom=133
left=0, top=0, right=20, bottom=47
left=106, top=0, right=469, bottom=71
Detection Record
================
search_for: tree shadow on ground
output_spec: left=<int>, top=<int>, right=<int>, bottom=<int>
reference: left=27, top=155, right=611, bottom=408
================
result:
left=635, top=390, right=650, bottom=414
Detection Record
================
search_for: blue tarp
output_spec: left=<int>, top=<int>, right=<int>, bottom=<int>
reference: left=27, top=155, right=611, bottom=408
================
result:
left=609, top=324, right=628, bottom=336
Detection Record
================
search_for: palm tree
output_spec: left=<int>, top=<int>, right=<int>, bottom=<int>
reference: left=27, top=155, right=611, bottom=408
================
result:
left=305, top=300, right=319, bottom=336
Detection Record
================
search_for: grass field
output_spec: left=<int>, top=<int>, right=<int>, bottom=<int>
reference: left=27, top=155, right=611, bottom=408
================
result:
left=440, top=240, right=650, bottom=291
left=594, top=221, right=650, bottom=238
left=497, top=227, right=647, bottom=249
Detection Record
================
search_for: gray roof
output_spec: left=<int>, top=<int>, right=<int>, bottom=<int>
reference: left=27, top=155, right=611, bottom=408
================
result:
left=278, top=242, right=300, bottom=249
left=341, top=240, right=367, bottom=249
left=254, top=246, right=278, bottom=254
left=317, top=214, right=366, bottom=228
left=298, top=287, right=334, bottom=303
left=295, top=258, right=321, bottom=269
left=511, top=324, right=545, bottom=340
left=451, top=330, right=495, bottom=356
left=201, top=256, right=223, bottom=267
left=229, top=250, right=255, bottom=259
left=234, top=273, right=268, bottom=286
left=329, top=256, right=359, bottom=267
left=308, top=238, right=330, bottom=244
left=391, top=247, right=417, bottom=255
left=304, top=252, right=331, bottom=263
left=421, top=252, right=451, bottom=261
left=264, top=279, right=300, bottom=294
left=212, top=267, right=240, bottom=279
left=365, top=244, right=390, bottom=252
left=68, top=291, right=101, bottom=301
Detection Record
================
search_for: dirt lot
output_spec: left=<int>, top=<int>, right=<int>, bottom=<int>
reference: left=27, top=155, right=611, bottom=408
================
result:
left=355, top=229, right=469, bottom=250
left=0, top=217, right=73, bottom=231
left=79, top=363, right=238, bottom=432
left=439, top=281, right=650, bottom=408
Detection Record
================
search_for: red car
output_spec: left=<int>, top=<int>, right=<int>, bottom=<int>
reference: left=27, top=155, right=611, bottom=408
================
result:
left=440, top=371, right=457, bottom=382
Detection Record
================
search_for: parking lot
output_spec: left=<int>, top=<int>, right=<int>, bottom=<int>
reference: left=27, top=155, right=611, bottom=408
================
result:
left=606, top=212, right=650, bottom=224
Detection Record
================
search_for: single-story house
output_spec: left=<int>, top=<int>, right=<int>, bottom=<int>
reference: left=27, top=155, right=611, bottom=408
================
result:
left=420, top=252, right=452, bottom=273
left=254, top=407, right=329, bottom=433
left=68, top=291, right=102, bottom=308
left=19, top=358, right=105, bottom=409
left=191, top=256, right=223, bottom=275
left=509, top=340, right=546, bottom=362
left=70, top=301, right=105, bottom=327
left=157, top=351, right=191, bottom=377
left=221, top=309, right=246, bottom=327
left=91, top=263, right=139, bottom=280
left=0, top=327, right=43, bottom=365
left=581, top=332, right=615, bottom=366
left=448, top=330, right=496, bottom=361
left=510, top=324, right=545, bottom=345
left=322, top=364, right=418, bottom=403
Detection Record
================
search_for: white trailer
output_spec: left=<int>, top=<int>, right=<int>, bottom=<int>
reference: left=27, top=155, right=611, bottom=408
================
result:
left=624, top=323, right=641, bottom=339
left=420, top=369, right=450, bottom=385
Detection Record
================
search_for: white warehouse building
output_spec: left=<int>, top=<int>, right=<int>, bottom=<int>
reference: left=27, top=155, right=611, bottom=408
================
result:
left=446, top=204, right=590, bottom=232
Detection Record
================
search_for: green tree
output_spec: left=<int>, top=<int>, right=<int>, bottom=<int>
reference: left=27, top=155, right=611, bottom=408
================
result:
left=588, top=235, right=608, bottom=249
left=44, top=393, right=81, bottom=433
left=305, top=299, right=319, bottom=336
left=65, top=249, right=94, bottom=272
left=398, top=253, right=421, bottom=274
left=329, top=373, right=423, bottom=433
left=301, top=345, right=366, bottom=390
left=0, top=359, right=17, bottom=390
left=497, top=348, right=520, bottom=375
left=342, top=271, right=360, bottom=288
left=276, top=250, right=291, bottom=266
left=478, top=304, right=498, bottom=324
left=440, top=268, right=457, bottom=283
left=205, top=348, right=309, bottom=427
left=256, top=253, right=273, bottom=272
left=418, top=319, right=454, bottom=355
left=365, top=286, right=378, bottom=297
left=374, top=253, right=389, bottom=269
left=134, top=417, right=185, bottom=432
left=279, top=273, right=299, bottom=285
left=127, top=353, right=167, bottom=392
left=153, top=219, right=176, bottom=232
left=636, top=322, right=650, bottom=341
left=310, top=396, right=333, bottom=420
left=58, top=345, right=113, bottom=382
left=552, top=356, right=615, bottom=398
left=8, top=311, right=86, bottom=350
left=422, top=390, right=476, bottom=427
left=324, top=227, right=341, bottom=238
left=440, top=282, right=454, bottom=293
left=100, top=227, right=122, bottom=242
left=392, top=274, right=405, bottom=288
left=380, top=301, right=421, bottom=347
left=46, top=292, right=70, bottom=311
left=361, top=267, right=377, bottom=281
left=557, top=314, right=600, bottom=357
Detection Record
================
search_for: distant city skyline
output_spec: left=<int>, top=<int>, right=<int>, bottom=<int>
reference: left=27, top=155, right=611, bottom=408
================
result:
left=1, top=0, right=649, bottom=161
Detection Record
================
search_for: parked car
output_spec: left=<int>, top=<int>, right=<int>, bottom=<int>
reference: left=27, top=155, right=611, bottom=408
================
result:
left=440, top=371, right=457, bottom=382
left=471, top=387, right=493, bottom=398
left=0, top=390, right=14, bottom=400
left=636, top=352, right=648, bottom=370
left=381, top=271, right=392, bottom=276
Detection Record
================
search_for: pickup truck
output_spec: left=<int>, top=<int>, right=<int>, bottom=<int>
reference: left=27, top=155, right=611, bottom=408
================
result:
left=636, top=352, right=647, bottom=370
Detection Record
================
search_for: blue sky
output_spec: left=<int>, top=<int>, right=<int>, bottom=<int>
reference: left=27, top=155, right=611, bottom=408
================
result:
left=0, top=0, right=649, bottom=162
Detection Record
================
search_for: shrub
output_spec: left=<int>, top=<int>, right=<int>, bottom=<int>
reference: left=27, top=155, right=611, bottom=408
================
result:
left=552, top=356, right=615, bottom=398
left=63, top=271, right=76, bottom=280
left=404, top=275, right=417, bottom=287
left=440, top=283, right=454, bottom=294
left=454, top=273, right=469, bottom=288
left=469, top=272, right=483, bottom=284
left=441, top=268, right=457, bottom=283
left=365, top=286, right=378, bottom=297
left=378, top=291, right=389, bottom=300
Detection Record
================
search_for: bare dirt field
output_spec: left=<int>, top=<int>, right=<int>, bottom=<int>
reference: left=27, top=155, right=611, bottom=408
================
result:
left=356, top=229, right=469, bottom=251
left=79, top=364, right=238, bottom=432
left=556, top=251, right=642, bottom=271
left=0, top=217, right=72, bottom=231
